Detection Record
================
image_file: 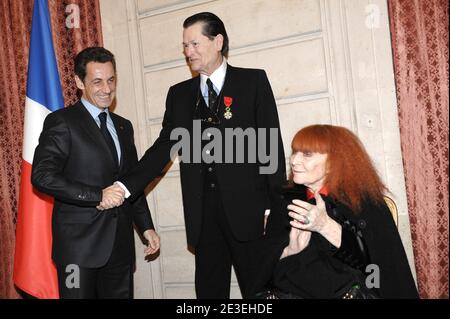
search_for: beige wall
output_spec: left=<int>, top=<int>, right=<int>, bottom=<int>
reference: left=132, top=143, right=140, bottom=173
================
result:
left=100, top=0, right=416, bottom=298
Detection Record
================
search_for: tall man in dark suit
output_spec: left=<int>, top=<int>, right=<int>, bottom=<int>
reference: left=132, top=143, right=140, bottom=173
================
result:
left=31, top=47, right=160, bottom=298
left=115, top=12, right=286, bottom=298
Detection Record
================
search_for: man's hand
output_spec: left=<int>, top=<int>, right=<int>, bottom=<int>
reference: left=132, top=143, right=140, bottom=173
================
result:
left=143, top=229, right=160, bottom=256
left=97, top=184, right=125, bottom=210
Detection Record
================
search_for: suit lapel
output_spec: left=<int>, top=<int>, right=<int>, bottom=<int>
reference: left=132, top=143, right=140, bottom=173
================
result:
left=217, top=64, right=235, bottom=126
left=191, top=76, right=200, bottom=111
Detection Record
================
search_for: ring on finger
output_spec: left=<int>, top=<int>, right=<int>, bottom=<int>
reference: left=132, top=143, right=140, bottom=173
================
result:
left=302, top=215, right=310, bottom=225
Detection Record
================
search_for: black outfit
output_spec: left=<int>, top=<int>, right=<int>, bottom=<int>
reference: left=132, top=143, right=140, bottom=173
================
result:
left=251, top=184, right=419, bottom=299
left=120, top=64, right=286, bottom=298
left=32, top=101, right=154, bottom=298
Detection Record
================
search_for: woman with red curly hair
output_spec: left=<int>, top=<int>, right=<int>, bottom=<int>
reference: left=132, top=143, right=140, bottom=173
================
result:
left=252, top=125, right=418, bottom=299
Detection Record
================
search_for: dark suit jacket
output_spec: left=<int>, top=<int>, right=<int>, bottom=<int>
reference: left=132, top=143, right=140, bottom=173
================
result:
left=120, top=65, right=286, bottom=247
left=32, top=101, right=154, bottom=268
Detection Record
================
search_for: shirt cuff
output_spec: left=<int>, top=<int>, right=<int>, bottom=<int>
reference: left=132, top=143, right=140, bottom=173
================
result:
left=115, top=181, right=131, bottom=198
left=264, top=209, right=271, bottom=216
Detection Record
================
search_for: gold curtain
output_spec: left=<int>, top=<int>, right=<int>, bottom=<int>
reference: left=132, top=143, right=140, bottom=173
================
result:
left=0, top=0, right=103, bottom=298
left=388, top=0, right=449, bottom=298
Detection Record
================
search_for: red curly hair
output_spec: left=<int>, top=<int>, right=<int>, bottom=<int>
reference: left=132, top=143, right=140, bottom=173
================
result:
left=291, top=125, right=387, bottom=213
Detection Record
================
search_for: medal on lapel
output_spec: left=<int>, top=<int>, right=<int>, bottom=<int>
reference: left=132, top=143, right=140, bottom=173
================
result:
left=223, top=96, right=233, bottom=120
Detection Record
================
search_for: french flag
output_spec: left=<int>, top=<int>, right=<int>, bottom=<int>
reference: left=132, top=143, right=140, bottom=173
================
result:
left=13, top=0, right=63, bottom=299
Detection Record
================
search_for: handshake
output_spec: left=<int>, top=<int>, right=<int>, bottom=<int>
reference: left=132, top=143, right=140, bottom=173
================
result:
left=97, top=182, right=126, bottom=210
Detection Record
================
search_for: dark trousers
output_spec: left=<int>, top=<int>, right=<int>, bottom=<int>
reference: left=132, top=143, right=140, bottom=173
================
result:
left=195, top=190, right=258, bottom=299
left=56, top=215, right=134, bottom=299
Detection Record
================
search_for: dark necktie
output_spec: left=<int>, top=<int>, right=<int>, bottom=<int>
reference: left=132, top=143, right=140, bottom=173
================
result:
left=206, top=78, right=218, bottom=111
left=99, top=112, right=119, bottom=167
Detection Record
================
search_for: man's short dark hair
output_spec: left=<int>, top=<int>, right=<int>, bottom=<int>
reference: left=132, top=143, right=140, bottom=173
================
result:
left=74, top=47, right=116, bottom=81
left=183, top=12, right=229, bottom=57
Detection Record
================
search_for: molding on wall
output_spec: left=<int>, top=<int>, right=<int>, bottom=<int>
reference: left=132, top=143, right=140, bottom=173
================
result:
left=158, top=225, right=186, bottom=232
left=337, top=0, right=358, bottom=132
left=319, top=0, right=338, bottom=125
left=125, top=0, right=164, bottom=299
left=143, top=30, right=323, bottom=73
left=138, top=0, right=216, bottom=19
left=276, top=91, right=329, bottom=105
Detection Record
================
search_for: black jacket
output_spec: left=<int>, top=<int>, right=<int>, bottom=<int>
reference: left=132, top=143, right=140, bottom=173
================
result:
left=31, top=102, right=154, bottom=267
left=251, top=189, right=419, bottom=299
left=120, top=65, right=286, bottom=247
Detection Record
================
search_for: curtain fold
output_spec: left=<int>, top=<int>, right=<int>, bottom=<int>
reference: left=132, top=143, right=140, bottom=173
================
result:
left=0, top=0, right=34, bottom=299
left=48, top=0, right=103, bottom=105
left=388, top=0, right=449, bottom=298
left=0, top=0, right=103, bottom=298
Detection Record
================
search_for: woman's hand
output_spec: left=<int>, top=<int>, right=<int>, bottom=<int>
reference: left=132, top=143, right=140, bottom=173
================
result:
left=287, top=191, right=342, bottom=248
left=287, top=191, right=331, bottom=234
left=281, top=227, right=311, bottom=259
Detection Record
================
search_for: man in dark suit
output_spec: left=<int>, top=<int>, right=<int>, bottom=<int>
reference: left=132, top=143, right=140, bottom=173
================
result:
left=31, top=47, right=160, bottom=299
left=115, top=12, right=286, bottom=298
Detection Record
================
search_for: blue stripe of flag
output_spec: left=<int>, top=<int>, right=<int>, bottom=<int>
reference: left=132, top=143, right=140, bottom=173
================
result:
left=26, top=0, right=64, bottom=112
